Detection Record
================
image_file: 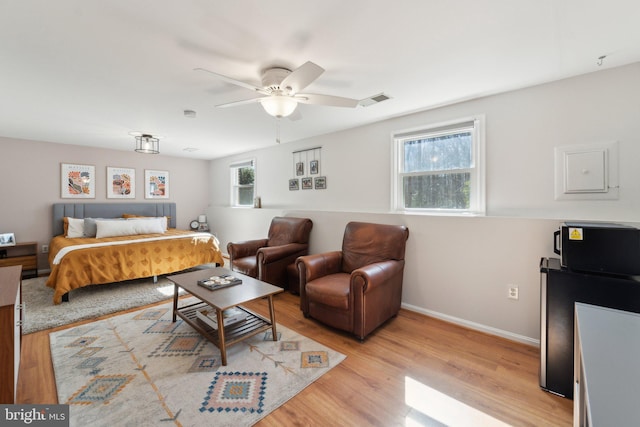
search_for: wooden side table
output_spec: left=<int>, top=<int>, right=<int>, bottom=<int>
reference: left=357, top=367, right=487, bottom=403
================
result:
left=0, top=242, right=37, bottom=279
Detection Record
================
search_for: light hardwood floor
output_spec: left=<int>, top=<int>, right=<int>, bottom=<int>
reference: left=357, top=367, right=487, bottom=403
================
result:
left=18, top=292, right=573, bottom=426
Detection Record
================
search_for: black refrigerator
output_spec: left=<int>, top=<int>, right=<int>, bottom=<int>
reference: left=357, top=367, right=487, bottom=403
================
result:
left=539, top=257, right=640, bottom=398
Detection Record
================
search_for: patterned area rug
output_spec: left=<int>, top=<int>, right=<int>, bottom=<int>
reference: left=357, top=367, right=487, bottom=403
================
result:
left=49, top=298, right=346, bottom=427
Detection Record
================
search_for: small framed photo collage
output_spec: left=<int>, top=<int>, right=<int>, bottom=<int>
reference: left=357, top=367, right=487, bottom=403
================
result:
left=61, top=163, right=169, bottom=199
left=290, top=147, right=326, bottom=191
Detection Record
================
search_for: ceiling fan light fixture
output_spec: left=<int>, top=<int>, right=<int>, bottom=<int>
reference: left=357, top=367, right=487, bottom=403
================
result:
left=260, top=96, right=298, bottom=118
left=134, top=134, right=160, bottom=154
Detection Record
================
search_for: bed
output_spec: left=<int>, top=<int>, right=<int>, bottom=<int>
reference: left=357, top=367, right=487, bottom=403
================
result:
left=46, top=202, right=224, bottom=304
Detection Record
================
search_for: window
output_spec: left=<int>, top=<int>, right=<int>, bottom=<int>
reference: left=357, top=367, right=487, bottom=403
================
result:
left=393, top=117, right=485, bottom=214
left=230, top=159, right=255, bottom=207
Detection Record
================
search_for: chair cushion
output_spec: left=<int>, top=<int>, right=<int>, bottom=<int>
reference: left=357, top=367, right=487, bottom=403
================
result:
left=305, top=273, right=351, bottom=310
left=231, top=256, right=257, bottom=278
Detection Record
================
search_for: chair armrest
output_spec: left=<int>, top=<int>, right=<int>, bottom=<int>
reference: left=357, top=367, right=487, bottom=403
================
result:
left=297, top=251, right=343, bottom=283
left=257, top=243, right=308, bottom=264
left=227, top=238, right=269, bottom=259
left=297, top=251, right=343, bottom=314
left=351, top=260, right=405, bottom=292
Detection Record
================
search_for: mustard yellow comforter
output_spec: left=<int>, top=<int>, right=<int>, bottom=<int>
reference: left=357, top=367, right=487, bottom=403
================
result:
left=46, top=230, right=224, bottom=304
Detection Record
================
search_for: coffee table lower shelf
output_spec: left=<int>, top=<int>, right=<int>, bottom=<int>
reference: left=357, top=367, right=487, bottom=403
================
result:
left=175, top=301, right=273, bottom=350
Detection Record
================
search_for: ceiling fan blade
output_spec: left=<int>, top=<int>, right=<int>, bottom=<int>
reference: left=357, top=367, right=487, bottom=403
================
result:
left=280, top=61, right=324, bottom=94
left=295, top=93, right=359, bottom=108
left=194, top=68, right=267, bottom=94
left=215, top=97, right=266, bottom=108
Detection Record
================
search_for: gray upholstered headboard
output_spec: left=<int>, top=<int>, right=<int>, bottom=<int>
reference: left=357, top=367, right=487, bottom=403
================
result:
left=52, top=203, right=177, bottom=237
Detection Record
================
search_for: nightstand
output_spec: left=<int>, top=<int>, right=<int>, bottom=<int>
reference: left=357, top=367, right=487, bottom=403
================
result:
left=0, top=242, right=38, bottom=279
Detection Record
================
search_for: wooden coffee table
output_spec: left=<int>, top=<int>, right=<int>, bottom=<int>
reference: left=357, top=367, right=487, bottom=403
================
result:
left=167, top=267, right=283, bottom=365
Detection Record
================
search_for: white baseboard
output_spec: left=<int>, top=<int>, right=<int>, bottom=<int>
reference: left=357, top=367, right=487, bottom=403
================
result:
left=401, top=302, right=540, bottom=347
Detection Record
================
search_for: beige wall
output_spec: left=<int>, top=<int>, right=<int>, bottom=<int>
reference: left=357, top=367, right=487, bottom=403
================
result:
left=207, top=63, right=640, bottom=343
left=0, top=137, right=210, bottom=271
left=3, top=62, right=638, bottom=344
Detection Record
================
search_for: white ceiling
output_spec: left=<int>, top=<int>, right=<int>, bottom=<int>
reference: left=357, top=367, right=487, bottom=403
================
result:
left=1, top=1, right=639, bottom=160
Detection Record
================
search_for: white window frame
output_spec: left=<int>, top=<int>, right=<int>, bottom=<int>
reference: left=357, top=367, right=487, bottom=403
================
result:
left=392, top=116, right=485, bottom=215
left=229, top=158, right=256, bottom=207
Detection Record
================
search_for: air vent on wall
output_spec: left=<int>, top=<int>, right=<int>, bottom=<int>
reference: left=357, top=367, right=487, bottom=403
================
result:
left=359, top=93, right=392, bottom=107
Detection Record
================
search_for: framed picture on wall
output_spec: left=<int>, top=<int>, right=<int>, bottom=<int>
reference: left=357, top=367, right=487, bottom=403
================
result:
left=289, top=179, right=299, bottom=191
left=61, top=163, right=95, bottom=198
left=314, top=176, right=327, bottom=189
left=106, top=166, right=135, bottom=199
left=144, top=169, right=169, bottom=199
left=310, top=160, right=319, bottom=175
left=296, top=162, right=304, bottom=176
left=301, top=177, right=313, bottom=189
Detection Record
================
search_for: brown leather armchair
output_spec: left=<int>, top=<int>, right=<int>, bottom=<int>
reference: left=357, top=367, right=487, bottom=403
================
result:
left=227, top=217, right=313, bottom=291
left=297, top=221, right=409, bottom=340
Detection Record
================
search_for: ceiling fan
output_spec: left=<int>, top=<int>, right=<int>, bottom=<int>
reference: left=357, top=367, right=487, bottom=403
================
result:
left=195, top=61, right=359, bottom=118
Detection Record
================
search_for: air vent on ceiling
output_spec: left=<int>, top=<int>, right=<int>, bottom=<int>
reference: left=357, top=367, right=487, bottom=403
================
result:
left=359, top=93, right=392, bottom=107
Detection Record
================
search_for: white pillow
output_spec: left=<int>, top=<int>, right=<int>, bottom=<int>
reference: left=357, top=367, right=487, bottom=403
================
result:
left=126, top=216, right=168, bottom=232
left=96, top=218, right=165, bottom=238
left=83, top=217, right=124, bottom=237
left=66, top=217, right=85, bottom=238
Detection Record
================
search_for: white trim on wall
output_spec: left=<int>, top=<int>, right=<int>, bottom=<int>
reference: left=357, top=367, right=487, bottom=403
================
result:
left=402, top=302, right=540, bottom=346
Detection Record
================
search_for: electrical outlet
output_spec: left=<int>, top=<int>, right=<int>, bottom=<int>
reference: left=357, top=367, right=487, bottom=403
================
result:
left=508, top=285, right=519, bottom=300
left=42, top=244, right=49, bottom=253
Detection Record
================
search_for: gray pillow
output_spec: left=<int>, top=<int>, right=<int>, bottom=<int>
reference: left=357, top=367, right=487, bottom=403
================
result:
left=83, top=218, right=99, bottom=237
left=84, top=218, right=123, bottom=237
